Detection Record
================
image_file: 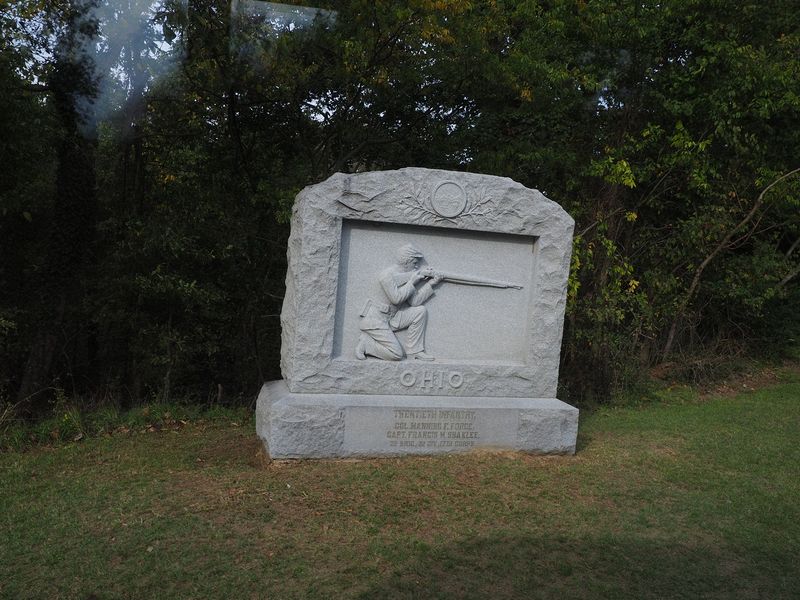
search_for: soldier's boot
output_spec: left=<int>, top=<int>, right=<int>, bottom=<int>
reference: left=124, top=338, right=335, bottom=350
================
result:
left=355, top=334, right=368, bottom=360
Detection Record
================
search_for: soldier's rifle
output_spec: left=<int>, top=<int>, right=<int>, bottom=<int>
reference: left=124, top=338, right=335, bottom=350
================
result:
left=421, top=269, right=523, bottom=290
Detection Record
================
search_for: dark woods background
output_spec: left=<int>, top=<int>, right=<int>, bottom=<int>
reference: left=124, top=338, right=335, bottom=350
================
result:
left=2, top=0, right=799, bottom=417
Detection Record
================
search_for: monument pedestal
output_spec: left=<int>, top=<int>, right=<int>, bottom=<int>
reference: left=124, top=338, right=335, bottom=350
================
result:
left=256, top=380, right=578, bottom=459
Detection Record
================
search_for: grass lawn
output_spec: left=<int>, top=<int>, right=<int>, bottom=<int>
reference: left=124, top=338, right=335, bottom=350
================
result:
left=2, top=373, right=799, bottom=599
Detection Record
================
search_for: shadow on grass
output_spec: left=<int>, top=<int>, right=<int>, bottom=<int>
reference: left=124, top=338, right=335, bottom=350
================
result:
left=574, top=430, right=594, bottom=453
left=358, top=533, right=794, bottom=600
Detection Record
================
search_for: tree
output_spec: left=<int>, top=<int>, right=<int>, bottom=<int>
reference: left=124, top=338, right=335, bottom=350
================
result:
left=3, top=0, right=799, bottom=411
left=11, top=0, right=99, bottom=411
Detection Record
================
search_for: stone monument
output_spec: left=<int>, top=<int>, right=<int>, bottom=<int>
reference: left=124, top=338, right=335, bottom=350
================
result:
left=256, top=167, right=579, bottom=458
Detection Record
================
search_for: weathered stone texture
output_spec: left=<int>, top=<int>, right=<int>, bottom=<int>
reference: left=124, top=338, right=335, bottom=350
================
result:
left=257, top=381, right=579, bottom=458
left=259, top=168, right=578, bottom=458
left=280, top=168, right=574, bottom=398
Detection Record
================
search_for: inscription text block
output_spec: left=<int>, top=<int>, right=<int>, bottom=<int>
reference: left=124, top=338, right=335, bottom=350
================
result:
left=343, top=405, right=519, bottom=454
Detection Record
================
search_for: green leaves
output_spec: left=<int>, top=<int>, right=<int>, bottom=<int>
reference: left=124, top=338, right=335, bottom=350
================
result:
left=589, top=156, right=637, bottom=189
left=1, top=0, right=799, bottom=407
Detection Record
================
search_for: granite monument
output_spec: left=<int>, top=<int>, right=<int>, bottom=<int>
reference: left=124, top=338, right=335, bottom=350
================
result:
left=256, top=168, right=579, bottom=458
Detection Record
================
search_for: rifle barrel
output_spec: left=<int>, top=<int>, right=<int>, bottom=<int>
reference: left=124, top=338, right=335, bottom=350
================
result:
left=436, top=271, right=523, bottom=290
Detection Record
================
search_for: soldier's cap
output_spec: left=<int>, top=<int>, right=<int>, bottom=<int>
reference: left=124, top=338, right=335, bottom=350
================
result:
left=397, top=244, right=424, bottom=262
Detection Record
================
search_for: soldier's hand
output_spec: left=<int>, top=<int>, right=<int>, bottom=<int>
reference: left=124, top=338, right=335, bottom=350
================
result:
left=418, top=267, right=442, bottom=285
left=419, top=267, right=435, bottom=278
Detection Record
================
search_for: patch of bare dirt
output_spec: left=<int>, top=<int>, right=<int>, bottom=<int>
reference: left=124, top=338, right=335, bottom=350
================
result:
left=699, top=361, right=799, bottom=399
left=650, top=359, right=800, bottom=400
left=193, top=428, right=263, bottom=467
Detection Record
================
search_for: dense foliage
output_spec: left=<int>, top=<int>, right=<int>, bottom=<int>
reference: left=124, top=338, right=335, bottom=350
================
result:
left=1, top=0, right=799, bottom=414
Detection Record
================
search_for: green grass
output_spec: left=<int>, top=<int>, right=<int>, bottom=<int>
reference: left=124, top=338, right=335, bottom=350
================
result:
left=2, top=375, right=799, bottom=599
left=0, top=401, right=252, bottom=452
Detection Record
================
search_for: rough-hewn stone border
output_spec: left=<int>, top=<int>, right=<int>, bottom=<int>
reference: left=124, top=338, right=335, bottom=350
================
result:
left=280, top=168, right=574, bottom=398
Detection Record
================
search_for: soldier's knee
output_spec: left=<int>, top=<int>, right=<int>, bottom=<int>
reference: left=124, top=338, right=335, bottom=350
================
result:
left=386, top=345, right=404, bottom=360
left=411, top=306, right=427, bottom=320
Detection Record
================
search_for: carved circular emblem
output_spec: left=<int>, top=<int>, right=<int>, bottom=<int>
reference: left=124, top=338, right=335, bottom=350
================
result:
left=431, top=182, right=467, bottom=218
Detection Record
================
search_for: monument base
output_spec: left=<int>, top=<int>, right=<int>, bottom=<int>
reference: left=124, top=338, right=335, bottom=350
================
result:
left=256, top=380, right=579, bottom=459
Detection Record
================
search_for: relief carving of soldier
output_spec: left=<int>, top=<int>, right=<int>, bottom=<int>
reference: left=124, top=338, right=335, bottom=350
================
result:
left=355, top=244, right=441, bottom=361
left=355, top=243, right=522, bottom=362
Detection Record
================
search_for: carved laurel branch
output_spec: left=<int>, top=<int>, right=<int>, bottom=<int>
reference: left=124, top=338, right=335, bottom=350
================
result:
left=462, top=186, right=496, bottom=221
left=399, top=181, right=455, bottom=223
left=399, top=183, right=497, bottom=225
left=339, top=181, right=499, bottom=225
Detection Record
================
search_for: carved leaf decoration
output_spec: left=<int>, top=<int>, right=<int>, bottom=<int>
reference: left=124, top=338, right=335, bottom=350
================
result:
left=398, top=184, right=460, bottom=224
left=461, top=187, right=497, bottom=225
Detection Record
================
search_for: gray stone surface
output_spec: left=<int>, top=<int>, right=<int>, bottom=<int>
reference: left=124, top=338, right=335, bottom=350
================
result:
left=260, top=168, right=578, bottom=458
left=280, top=168, right=574, bottom=398
left=256, top=381, right=579, bottom=458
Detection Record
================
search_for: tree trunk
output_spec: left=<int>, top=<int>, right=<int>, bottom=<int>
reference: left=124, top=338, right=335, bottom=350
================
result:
left=16, top=132, right=97, bottom=411
left=16, top=2, right=98, bottom=412
left=662, top=167, right=800, bottom=358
